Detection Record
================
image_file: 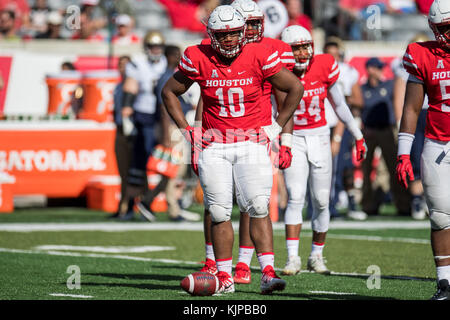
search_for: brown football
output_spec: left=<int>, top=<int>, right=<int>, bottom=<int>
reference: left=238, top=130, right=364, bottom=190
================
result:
left=180, top=272, right=219, bottom=296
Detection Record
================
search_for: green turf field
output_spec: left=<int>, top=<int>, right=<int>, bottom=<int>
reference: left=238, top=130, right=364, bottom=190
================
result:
left=0, top=206, right=437, bottom=300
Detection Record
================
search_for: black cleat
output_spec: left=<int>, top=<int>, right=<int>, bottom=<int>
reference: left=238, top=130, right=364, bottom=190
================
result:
left=431, top=279, right=450, bottom=300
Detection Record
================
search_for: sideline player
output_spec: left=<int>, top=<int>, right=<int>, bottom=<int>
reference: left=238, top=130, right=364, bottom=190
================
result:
left=280, top=25, right=367, bottom=276
left=162, top=5, right=302, bottom=294
left=396, top=0, right=450, bottom=300
left=195, top=0, right=297, bottom=285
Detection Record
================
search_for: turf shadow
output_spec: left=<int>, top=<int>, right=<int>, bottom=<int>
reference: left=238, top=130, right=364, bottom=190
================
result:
left=71, top=281, right=180, bottom=291
left=236, top=289, right=396, bottom=300
left=86, top=272, right=183, bottom=282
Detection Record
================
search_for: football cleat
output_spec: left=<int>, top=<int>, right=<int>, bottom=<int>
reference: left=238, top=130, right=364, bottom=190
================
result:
left=260, top=265, right=286, bottom=295
left=347, top=210, right=368, bottom=221
left=233, top=262, right=252, bottom=284
left=307, top=254, right=331, bottom=275
left=136, top=201, right=156, bottom=222
left=215, top=271, right=235, bottom=294
left=281, top=255, right=301, bottom=276
left=431, top=279, right=450, bottom=300
left=200, top=258, right=218, bottom=275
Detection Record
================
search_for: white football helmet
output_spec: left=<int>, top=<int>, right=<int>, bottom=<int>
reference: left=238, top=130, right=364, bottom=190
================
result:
left=281, top=25, right=314, bottom=71
left=207, top=5, right=247, bottom=58
left=428, top=0, right=450, bottom=48
left=231, top=0, right=264, bottom=43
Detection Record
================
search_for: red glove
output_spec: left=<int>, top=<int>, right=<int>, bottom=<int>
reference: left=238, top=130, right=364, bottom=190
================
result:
left=182, top=126, right=211, bottom=176
left=278, top=145, right=293, bottom=169
left=396, top=154, right=414, bottom=189
left=355, top=138, right=368, bottom=161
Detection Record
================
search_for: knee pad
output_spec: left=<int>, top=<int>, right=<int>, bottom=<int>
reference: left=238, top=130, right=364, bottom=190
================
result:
left=311, top=208, right=330, bottom=233
left=429, top=210, right=450, bottom=231
left=209, top=204, right=232, bottom=223
left=248, top=196, right=269, bottom=218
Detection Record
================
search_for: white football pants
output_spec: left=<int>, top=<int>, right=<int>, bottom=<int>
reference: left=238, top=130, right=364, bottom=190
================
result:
left=421, top=138, right=450, bottom=231
left=283, top=134, right=332, bottom=233
left=198, top=141, right=273, bottom=222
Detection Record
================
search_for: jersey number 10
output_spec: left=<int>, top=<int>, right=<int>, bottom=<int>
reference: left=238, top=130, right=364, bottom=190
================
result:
left=216, top=88, right=245, bottom=117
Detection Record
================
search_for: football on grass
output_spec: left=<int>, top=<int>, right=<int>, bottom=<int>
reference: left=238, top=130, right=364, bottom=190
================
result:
left=180, top=272, right=219, bottom=296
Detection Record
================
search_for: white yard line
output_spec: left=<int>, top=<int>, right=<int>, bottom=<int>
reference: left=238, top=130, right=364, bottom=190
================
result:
left=49, top=293, right=93, bottom=299
left=0, top=220, right=430, bottom=232
left=34, top=245, right=176, bottom=253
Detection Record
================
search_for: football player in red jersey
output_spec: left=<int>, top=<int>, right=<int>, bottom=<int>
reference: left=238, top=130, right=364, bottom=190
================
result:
left=195, top=0, right=297, bottom=285
left=396, top=0, right=450, bottom=300
left=279, top=25, right=367, bottom=276
left=162, top=5, right=303, bottom=294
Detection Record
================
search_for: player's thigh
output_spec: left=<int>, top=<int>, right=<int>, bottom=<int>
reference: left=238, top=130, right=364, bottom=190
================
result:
left=421, top=139, right=450, bottom=227
left=308, top=135, right=333, bottom=207
left=283, top=136, right=309, bottom=201
left=198, top=144, right=234, bottom=211
left=232, top=142, right=273, bottom=212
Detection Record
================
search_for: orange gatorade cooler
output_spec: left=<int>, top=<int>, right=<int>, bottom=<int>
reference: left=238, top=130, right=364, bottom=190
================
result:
left=78, top=70, right=120, bottom=122
left=0, top=172, right=16, bottom=213
left=45, top=71, right=82, bottom=116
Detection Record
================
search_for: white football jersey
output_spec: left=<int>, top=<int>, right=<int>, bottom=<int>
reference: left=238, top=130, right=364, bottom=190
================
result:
left=125, top=55, right=167, bottom=114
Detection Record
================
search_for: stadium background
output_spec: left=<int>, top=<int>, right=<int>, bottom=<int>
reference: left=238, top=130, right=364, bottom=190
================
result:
left=0, top=0, right=440, bottom=301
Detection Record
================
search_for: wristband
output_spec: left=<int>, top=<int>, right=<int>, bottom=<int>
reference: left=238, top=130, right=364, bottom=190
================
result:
left=397, top=132, right=415, bottom=156
left=122, top=92, right=137, bottom=108
left=281, top=133, right=293, bottom=147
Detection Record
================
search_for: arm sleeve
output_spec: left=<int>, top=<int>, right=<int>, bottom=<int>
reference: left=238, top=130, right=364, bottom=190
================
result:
left=178, top=47, right=201, bottom=81
left=328, top=83, right=363, bottom=140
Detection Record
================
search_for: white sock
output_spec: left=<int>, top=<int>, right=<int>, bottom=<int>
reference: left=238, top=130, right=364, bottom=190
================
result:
left=205, top=242, right=215, bottom=261
left=216, top=258, right=233, bottom=276
left=311, top=242, right=324, bottom=256
left=286, top=238, right=299, bottom=258
left=238, top=246, right=254, bottom=267
left=436, top=265, right=450, bottom=282
left=257, top=252, right=274, bottom=271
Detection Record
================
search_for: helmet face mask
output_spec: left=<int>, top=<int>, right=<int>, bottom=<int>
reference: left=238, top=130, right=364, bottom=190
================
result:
left=245, top=17, right=264, bottom=43
left=428, top=0, right=450, bottom=49
left=207, top=5, right=247, bottom=59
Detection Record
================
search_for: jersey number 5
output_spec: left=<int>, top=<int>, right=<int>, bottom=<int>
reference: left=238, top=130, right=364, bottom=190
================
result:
left=217, top=87, right=245, bottom=117
left=440, top=80, right=450, bottom=112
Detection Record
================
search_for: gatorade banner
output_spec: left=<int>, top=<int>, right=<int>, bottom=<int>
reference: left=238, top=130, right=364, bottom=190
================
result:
left=0, top=120, right=118, bottom=197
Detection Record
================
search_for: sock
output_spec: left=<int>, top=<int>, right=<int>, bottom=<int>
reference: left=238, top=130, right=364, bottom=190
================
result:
left=237, top=246, right=254, bottom=267
left=436, top=265, right=450, bottom=282
left=412, top=195, right=424, bottom=212
left=348, top=193, right=357, bottom=211
left=286, top=238, right=299, bottom=257
left=216, top=258, right=233, bottom=276
left=257, top=252, right=274, bottom=271
left=311, top=242, right=325, bottom=256
left=205, top=243, right=215, bottom=261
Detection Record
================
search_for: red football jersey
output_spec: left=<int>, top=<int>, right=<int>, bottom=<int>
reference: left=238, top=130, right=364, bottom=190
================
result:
left=259, top=37, right=296, bottom=125
left=293, top=54, right=340, bottom=131
left=179, top=42, right=282, bottom=141
left=403, top=41, right=450, bottom=141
